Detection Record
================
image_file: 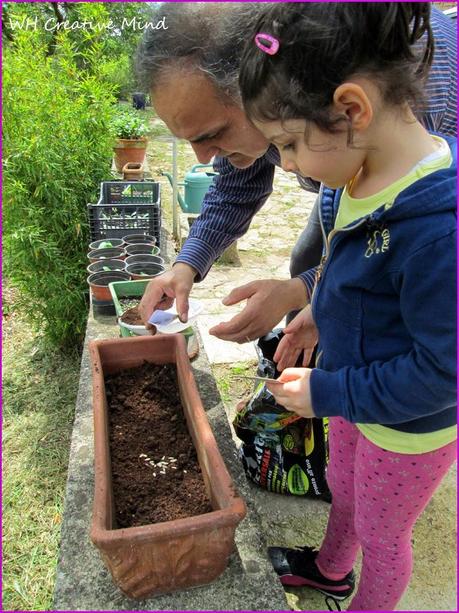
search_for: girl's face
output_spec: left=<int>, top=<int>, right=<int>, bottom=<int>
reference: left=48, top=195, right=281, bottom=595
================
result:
left=253, top=118, right=366, bottom=189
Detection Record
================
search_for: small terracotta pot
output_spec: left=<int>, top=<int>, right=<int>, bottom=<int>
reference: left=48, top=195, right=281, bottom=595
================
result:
left=125, top=243, right=160, bottom=257
left=126, top=262, right=165, bottom=280
left=122, top=162, right=144, bottom=181
left=87, top=259, right=126, bottom=274
left=89, top=334, right=247, bottom=598
left=87, top=271, right=131, bottom=301
left=125, top=254, right=164, bottom=267
left=113, top=137, right=148, bottom=173
left=87, top=247, right=126, bottom=263
left=122, top=233, right=156, bottom=246
left=89, top=238, right=124, bottom=250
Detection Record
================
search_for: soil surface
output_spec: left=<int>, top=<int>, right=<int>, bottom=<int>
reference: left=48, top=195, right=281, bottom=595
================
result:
left=119, top=297, right=141, bottom=311
left=105, top=362, right=213, bottom=528
left=120, top=306, right=144, bottom=326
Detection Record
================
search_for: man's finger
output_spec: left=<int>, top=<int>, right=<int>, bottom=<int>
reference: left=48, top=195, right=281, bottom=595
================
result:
left=221, top=282, right=257, bottom=306
left=174, top=290, right=190, bottom=323
left=209, top=312, right=253, bottom=341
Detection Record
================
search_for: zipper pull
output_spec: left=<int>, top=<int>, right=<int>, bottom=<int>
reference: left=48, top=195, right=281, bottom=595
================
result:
left=315, top=255, right=327, bottom=283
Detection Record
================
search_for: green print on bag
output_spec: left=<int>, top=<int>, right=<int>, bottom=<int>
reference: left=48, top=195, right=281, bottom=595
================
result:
left=287, top=464, right=310, bottom=495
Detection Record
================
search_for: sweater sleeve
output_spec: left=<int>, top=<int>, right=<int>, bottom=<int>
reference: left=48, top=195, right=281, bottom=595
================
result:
left=310, top=230, right=457, bottom=424
left=175, top=154, right=274, bottom=281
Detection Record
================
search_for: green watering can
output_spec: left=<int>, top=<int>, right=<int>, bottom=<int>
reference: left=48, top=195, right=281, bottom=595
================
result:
left=161, top=163, right=218, bottom=214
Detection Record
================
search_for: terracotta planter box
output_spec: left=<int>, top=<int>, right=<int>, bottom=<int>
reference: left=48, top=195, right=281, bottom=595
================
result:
left=89, top=335, right=246, bottom=599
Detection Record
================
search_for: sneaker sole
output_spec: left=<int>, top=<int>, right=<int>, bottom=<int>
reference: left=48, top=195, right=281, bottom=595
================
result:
left=279, top=574, right=352, bottom=600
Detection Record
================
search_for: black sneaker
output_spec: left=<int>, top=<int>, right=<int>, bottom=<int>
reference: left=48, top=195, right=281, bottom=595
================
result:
left=268, top=545, right=355, bottom=600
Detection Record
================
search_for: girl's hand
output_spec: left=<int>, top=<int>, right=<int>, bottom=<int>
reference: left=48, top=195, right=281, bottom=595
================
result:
left=266, top=368, right=315, bottom=418
left=273, top=305, right=318, bottom=371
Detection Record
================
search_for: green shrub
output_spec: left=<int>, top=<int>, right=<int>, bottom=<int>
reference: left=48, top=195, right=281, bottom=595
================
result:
left=3, top=32, right=117, bottom=349
left=97, top=54, right=137, bottom=101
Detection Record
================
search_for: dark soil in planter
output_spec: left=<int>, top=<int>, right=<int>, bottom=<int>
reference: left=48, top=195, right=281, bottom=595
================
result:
left=105, top=362, right=213, bottom=528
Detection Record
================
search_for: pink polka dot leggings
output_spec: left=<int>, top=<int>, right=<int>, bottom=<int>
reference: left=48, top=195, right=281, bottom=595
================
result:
left=316, top=417, right=456, bottom=611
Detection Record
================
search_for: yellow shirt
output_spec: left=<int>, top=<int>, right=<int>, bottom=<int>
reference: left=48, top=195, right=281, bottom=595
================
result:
left=334, top=135, right=455, bottom=453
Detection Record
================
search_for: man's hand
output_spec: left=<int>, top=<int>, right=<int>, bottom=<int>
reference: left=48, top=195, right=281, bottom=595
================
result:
left=209, top=278, right=309, bottom=343
left=273, top=305, right=318, bottom=371
left=266, top=368, right=315, bottom=418
left=138, top=263, right=197, bottom=329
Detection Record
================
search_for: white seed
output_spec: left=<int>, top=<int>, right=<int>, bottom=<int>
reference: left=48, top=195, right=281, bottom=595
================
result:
left=183, top=470, right=187, bottom=473
left=139, top=454, right=147, bottom=458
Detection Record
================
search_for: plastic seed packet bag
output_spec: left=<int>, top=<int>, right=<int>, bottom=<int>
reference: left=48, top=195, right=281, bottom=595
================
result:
left=233, top=329, right=330, bottom=499
left=233, top=359, right=302, bottom=432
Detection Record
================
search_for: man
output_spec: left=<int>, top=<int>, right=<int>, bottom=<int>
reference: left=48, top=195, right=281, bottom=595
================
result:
left=136, top=2, right=457, bottom=342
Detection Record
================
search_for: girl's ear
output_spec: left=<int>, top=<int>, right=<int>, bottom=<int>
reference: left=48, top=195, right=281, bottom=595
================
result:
left=333, top=82, right=373, bottom=131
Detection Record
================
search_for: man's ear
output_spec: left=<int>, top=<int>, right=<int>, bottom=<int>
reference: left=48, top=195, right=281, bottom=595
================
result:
left=333, top=82, right=373, bottom=130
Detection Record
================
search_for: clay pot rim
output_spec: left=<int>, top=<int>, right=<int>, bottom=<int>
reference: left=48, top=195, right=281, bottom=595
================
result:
left=125, top=246, right=160, bottom=256
left=125, top=255, right=165, bottom=265
left=87, top=259, right=126, bottom=274
left=87, top=248, right=125, bottom=259
left=87, top=271, right=131, bottom=287
left=114, top=137, right=148, bottom=147
left=89, top=238, right=125, bottom=250
left=91, top=504, right=244, bottom=543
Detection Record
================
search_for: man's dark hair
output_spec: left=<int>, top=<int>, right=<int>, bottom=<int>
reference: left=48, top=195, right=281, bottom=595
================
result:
left=136, top=3, right=268, bottom=102
left=239, top=2, right=434, bottom=137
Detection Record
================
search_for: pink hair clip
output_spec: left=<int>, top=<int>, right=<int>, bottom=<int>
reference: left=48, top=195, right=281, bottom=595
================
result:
left=254, top=33, right=280, bottom=56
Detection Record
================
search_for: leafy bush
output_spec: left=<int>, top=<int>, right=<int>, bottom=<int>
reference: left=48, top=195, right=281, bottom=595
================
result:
left=111, top=109, right=149, bottom=139
left=97, top=54, right=137, bottom=101
left=3, top=31, right=117, bottom=349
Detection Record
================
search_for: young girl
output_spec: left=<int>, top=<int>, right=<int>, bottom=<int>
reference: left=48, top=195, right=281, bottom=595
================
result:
left=238, top=3, right=456, bottom=611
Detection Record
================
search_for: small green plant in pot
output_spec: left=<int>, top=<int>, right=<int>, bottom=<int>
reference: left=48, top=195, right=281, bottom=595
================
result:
left=112, top=110, right=149, bottom=172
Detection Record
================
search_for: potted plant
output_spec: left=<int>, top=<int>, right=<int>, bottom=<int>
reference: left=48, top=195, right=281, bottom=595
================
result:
left=89, top=334, right=247, bottom=598
left=87, top=259, right=126, bottom=275
left=112, top=110, right=149, bottom=172
left=125, top=262, right=165, bottom=280
left=87, top=247, right=126, bottom=263
left=125, top=243, right=160, bottom=257
left=125, top=254, right=164, bottom=267
left=87, top=271, right=131, bottom=302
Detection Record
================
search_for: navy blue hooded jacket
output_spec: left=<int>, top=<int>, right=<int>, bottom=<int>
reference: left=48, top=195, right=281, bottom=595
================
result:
left=304, top=136, right=457, bottom=434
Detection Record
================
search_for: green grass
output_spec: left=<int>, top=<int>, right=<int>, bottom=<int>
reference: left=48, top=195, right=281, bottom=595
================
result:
left=2, top=295, right=81, bottom=610
left=212, top=361, right=257, bottom=405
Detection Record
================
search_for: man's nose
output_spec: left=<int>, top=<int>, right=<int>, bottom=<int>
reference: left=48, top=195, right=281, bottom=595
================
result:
left=190, top=143, right=220, bottom=164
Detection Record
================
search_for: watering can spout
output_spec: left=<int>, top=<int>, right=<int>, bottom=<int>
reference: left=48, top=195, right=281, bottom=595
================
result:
left=160, top=171, right=186, bottom=210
